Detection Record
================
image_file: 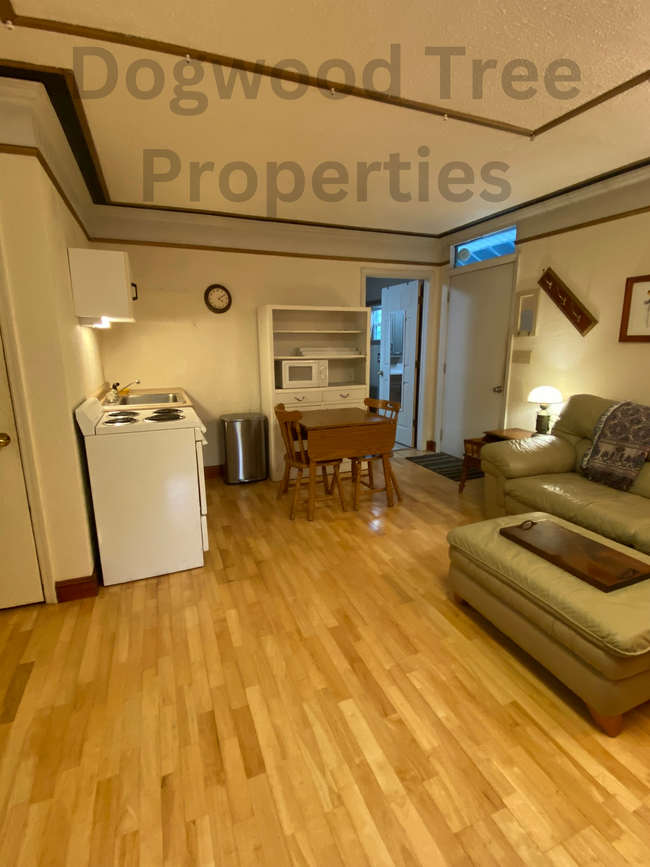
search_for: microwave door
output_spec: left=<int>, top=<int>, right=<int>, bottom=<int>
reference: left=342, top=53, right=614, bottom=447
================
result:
left=288, top=365, right=314, bottom=383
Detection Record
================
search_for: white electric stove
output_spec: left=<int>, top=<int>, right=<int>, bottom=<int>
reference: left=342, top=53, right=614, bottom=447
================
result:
left=76, top=397, right=208, bottom=585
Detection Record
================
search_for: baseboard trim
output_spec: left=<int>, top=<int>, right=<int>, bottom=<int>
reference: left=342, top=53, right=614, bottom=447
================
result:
left=204, top=464, right=224, bottom=479
left=55, top=570, right=99, bottom=603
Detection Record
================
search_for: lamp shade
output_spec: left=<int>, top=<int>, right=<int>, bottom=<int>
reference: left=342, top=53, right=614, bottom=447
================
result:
left=527, top=386, right=562, bottom=405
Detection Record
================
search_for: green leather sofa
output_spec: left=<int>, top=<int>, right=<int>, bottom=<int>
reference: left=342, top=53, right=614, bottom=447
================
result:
left=481, top=394, right=650, bottom=555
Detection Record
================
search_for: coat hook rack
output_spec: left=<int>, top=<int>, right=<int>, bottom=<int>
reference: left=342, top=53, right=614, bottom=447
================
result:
left=537, top=267, right=598, bottom=336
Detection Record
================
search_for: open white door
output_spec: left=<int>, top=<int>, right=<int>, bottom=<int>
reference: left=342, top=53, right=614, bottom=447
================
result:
left=0, top=327, right=43, bottom=608
left=441, top=261, right=515, bottom=458
left=379, top=282, right=420, bottom=446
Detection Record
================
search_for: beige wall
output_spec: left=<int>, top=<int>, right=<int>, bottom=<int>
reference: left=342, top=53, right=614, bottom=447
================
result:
left=99, top=245, right=427, bottom=465
left=0, top=154, right=103, bottom=593
left=507, top=211, right=650, bottom=429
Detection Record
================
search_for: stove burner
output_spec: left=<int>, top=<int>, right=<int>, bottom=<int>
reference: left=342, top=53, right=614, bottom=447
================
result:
left=103, top=416, right=137, bottom=426
left=107, top=410, right=138, bottom=418
left=153, top=407, right=181, bottom=414
left=144, top=413, right=186, bottom=423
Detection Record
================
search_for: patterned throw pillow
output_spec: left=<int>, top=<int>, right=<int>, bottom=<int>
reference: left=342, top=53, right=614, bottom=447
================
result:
left=580, top=401, right=650, bottom=491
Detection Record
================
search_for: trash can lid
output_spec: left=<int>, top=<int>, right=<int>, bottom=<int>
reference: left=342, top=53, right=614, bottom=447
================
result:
left=220, top=412, right=266, bottom=422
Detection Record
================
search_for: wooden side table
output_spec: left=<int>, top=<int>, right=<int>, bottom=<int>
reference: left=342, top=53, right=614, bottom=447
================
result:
left=459, top=428, right=534, bottom=493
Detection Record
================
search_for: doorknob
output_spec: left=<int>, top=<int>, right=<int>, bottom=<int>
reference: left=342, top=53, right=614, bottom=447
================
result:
left=0, top=432, right=11, bottom=448
left=379, top=370, right=384, bottom=376
left=493, top=386, right=504, bottom=393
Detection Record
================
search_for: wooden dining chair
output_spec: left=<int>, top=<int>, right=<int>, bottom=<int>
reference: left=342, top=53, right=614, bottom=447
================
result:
left=349, top=397, right=404, bottom=509
left=274, top=404, right=347, bottom=519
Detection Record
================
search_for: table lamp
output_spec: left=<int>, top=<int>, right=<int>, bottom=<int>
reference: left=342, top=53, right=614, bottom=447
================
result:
left=527, top=386, right=562, bottom=435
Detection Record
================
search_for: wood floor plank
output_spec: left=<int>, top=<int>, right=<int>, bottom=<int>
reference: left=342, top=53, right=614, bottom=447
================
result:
left=0, top=461, right=649, bottom=866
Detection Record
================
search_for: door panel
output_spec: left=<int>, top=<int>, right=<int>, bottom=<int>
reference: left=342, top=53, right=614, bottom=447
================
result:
left=441, top=262, right=515, bottom=458
left=379, top=282, right=419, bottom=446
left=0, top=326, right=43, bottom=608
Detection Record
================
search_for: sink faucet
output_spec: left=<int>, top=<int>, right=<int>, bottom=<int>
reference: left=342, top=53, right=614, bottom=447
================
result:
left=105, top=379, right=140, bottom=404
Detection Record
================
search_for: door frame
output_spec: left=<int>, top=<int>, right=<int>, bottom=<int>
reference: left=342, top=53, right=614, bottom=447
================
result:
left=0, top=245, right=52, bottom=602
left=437, top=254, right=519, bottom=450
left=360, top=266, right=435, bottom=450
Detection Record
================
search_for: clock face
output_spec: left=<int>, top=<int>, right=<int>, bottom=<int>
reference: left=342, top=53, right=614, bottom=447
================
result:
left=204, top=284, right=232, bottom=314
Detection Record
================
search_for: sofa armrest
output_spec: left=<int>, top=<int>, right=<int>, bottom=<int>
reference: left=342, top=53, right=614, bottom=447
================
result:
left=481, top=435, right=576, bottom=480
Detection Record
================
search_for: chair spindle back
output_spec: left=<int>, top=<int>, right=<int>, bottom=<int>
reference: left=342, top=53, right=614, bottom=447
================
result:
left=274, top=404, right=308, bottom=466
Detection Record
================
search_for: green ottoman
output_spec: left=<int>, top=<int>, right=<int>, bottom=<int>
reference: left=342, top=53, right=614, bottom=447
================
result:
left=447, top=512, right=650, bottom=736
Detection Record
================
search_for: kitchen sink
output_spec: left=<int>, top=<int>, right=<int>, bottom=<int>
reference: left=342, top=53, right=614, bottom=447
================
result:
left=117, top=393, right=181, bottom=406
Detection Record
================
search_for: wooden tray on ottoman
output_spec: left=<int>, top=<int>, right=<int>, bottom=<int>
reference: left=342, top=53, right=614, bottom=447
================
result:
left=500, top=519, right=650, bottom=592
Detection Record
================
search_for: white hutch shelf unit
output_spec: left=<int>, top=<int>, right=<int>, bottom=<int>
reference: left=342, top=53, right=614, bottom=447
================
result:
left=258, top=305, right=371, bottom=482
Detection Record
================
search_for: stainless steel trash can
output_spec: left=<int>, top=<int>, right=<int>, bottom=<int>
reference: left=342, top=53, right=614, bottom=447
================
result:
left=220, top=413, right=268, bottom=484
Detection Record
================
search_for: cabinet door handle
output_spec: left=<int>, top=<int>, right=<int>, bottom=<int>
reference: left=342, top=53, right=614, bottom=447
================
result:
left=294, top=396, right=305, bottom=402
left=131, top=282, right=138, bottom=301
left=339, top=393, right=350, bottom=398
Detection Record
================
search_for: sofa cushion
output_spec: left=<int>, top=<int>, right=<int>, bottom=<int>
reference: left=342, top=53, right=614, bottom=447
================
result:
left=447, top=512, right=650, bottom=658
left=504, top=473, right=650, bottom=555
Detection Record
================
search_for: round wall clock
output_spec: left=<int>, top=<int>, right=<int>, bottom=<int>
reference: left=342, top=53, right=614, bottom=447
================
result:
left=204, top=284, right=232, bottom=314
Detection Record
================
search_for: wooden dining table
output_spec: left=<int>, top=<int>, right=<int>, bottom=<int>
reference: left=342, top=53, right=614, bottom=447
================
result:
left=298, top=407, right=397, bottom=519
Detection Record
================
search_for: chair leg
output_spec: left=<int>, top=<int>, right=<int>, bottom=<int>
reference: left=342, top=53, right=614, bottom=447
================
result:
left=321, top=465, right=330, bottom=494
left=389, top=465, right=403, bottom=502
left=381, top=453, right=394, bottom=506
left=307, top=462, right=317, bottom=521
left=587, top=705, right=624, bottom=737
left=350, top=459, right=358, bottom=483
left=367, top=459, right=375, bottom=488
left=290, top=469, right=302, bottom=520
left=333, top=464, right=347, bottom=512
left=458, top=457, right=469, bottom=494
left=354, top=460, right=363, bottom=510
left=278, top=462, right=291, bottom=499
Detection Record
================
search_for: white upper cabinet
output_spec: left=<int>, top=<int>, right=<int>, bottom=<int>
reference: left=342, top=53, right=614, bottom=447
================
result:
left=68, top=248, right=136, bottom=324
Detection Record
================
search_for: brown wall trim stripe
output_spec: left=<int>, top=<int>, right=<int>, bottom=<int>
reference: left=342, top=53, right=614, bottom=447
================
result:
left=94, top=236, right=443, bottom=267
left=109, top=199, right=438, bottom=239
left=2, top=3, right=648, bottom=139
left=515, top=202, right=650, bottom=246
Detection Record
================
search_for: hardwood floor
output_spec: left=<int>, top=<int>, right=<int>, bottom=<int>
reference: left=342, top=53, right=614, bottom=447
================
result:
left=1, top=455, right=650, bottom=866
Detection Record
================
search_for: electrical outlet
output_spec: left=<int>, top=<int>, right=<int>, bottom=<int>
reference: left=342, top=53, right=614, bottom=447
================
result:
left=512, top=349, right=532, bottom=364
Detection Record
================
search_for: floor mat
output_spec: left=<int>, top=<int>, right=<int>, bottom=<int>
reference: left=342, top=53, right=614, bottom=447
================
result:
left=406, top=452, right=484, bottom=483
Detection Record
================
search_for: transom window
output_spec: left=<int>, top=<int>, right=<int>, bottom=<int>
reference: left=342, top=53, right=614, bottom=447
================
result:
left=454, top=226, right=517, bottom=268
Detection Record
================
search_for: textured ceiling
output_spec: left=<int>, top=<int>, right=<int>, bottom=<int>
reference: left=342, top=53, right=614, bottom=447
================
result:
left=2, top=0, right=649, bottom=233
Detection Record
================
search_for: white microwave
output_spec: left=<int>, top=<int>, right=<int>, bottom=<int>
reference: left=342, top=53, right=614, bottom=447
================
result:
left=278, top=358, right=328, bottom=389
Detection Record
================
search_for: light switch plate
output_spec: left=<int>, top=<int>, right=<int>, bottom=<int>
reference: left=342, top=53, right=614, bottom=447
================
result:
left=512, top=349, right=532, bottom=364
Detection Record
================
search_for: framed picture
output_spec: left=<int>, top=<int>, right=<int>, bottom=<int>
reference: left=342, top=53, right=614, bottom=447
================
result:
left=620, top=274, right=650, bottom=342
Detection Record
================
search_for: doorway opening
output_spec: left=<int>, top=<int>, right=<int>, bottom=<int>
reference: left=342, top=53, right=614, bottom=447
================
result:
left=365, top=277, right=424, bottom=449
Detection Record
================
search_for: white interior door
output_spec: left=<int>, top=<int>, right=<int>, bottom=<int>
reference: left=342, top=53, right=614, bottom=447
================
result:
left=441, top=261, right=515, bottom=458
left=0, top=326, right=43, bottom=608
left=379, top=282, right=419, bottom=446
